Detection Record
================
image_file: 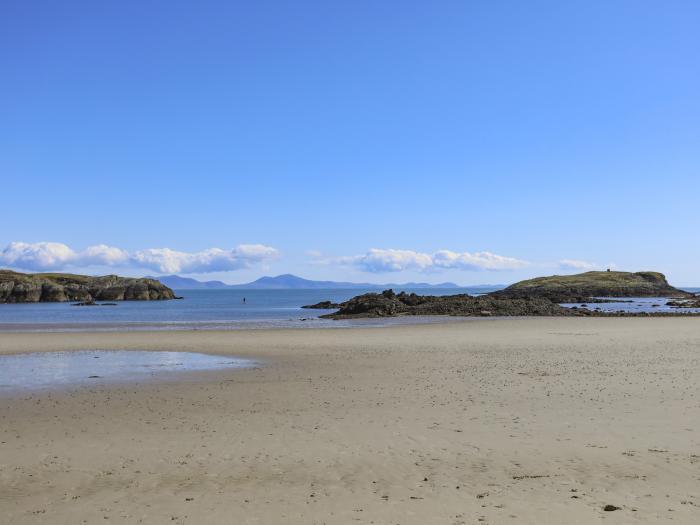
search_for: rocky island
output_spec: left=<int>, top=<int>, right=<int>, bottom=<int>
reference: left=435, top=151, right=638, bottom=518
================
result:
left=0, top=270, right=176, bottom=303
left=305, top=271, right=695, bottom=319
left=490, top=271, right=691, bottom=302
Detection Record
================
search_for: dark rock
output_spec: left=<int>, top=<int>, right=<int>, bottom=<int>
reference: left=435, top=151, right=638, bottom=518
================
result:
left=302, top=300, right=342, bottom=309
left=666, top=299, right=700, bottom=308
left=603, top=505, right=621, bottom=511
left=320, top=289, right=576, bottom=319
left=315, top=288, right=700, bottom=320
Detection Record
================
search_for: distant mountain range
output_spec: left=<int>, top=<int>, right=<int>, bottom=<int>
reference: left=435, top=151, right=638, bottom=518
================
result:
left=149, top=273, right=502, bottom=291
left=146, top=275, right=230, bottom=289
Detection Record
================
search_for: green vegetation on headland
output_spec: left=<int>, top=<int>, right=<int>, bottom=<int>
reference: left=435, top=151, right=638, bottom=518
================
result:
left=0, top=270, right=175, bottom=303
left=305, top=271, right=696, bottom=318
left=491, top=271, right=691, bottom=302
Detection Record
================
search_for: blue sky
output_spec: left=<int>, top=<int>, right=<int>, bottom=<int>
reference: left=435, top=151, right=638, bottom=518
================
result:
left=2, top=1, right=699, bottom=285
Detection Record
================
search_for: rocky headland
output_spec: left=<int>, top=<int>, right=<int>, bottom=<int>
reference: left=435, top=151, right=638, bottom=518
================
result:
left=490, top=271, right=691, bottom=303
left=0, top=270, right=176, bottom=303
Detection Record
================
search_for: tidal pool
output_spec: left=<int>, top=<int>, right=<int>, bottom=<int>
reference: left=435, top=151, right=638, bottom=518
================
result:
left=561, top=297, right=700, bottom=314
left=0, top=350, right=255, bottom=393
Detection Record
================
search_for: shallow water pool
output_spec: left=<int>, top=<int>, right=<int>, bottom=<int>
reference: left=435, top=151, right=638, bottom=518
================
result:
left=0, top=350, right=255, bottom=393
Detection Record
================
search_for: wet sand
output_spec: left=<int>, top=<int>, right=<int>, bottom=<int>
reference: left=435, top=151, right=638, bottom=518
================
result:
left=0, top=318, right=699, bottom=524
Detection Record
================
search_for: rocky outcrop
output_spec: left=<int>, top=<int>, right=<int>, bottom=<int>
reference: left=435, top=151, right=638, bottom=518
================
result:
left=666, top=298, right=700, bottom=308
left=0, top=270, right=176, bottom=303
left=301, top=300, right=342, bottom=309
left=312, top=289, right=576, bottom=319
left=490, top=271, right=691, bottom=303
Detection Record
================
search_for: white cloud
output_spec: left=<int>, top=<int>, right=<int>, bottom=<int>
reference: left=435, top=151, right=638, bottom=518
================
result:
left=433, top=250, right=528, bottom=271
left=558, top=259, right=599, bottom=271
left=353, top=249, right=434, bottom=272
left=557, top=259, right=619, bottom=272
left=133, top=245, right=279, bottom=273
left=327, top=248, right=528, bottom=273
left=233, top=244, right=279, bottom=260
left=1, top=241, right=279, bottom=274
left=0, top=241, right=128, bottom=271
left=0, top=241, right=77, bottom=271
left=81, top=244, right=130, bottom=266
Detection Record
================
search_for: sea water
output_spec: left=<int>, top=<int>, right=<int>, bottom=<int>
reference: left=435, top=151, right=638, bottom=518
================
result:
left=0, top=287, right=490, bottom=331
left=1, top=287, right=696, bottom=332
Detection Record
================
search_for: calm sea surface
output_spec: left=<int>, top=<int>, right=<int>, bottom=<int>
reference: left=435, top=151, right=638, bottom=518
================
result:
left=0, top=287, right=494, bottom=332
left=1, top=287, right=697, bottom=332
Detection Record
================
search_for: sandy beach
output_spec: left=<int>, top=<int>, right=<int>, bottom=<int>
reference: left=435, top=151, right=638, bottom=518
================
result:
left=1, top=318, right=699, bottom=524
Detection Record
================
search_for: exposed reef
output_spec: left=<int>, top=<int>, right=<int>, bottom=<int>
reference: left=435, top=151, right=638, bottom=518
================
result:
left=305, top=289, right=575, bottom=319
left=301, top=300, right=342, bottom=309
left=666, top=298, right=700, bottom=309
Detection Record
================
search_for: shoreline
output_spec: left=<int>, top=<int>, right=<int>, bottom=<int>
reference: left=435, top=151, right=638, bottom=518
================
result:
left=2, top=309, right=700, bottom=334
left=1, top=315, right=699, bottom=354
left=0, top=314, right=504, bottom=334
left=1, top=318, right=699, bottom=523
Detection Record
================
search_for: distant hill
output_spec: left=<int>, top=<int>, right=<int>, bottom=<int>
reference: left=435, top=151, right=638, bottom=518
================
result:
left=491, top=271, right=691, bottom=302
left=154, top=273, right=463, bottom=290
left=149, top=275, right=229, bottom=289
left=229, top=274, right=370, bottom=289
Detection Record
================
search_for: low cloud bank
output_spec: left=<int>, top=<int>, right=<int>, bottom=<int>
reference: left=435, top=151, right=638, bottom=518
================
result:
left=0, top=241, right=279, bottom=274
left=558, top=259, right=601, bottom=271
left=327, top=248, right=528, bottom=273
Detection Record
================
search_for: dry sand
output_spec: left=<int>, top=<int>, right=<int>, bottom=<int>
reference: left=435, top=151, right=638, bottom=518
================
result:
left=0, top=318, right=699, bottom=524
